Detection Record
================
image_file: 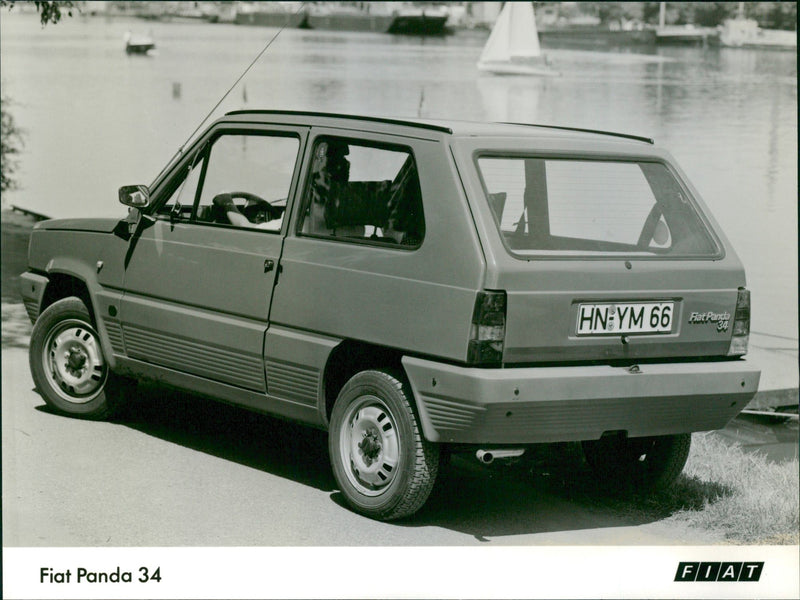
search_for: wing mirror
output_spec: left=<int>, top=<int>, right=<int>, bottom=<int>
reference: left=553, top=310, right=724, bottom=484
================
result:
left=119, top=184, right=151, bottom=209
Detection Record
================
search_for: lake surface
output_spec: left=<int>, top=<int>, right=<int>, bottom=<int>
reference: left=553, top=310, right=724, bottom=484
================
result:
left=1, top=11, right=797, bottom=337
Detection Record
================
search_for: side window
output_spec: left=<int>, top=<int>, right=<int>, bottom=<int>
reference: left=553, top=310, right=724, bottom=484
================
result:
left=194, top=134, right=299, bottom=230
left=298, top=137, right=425, bottom=247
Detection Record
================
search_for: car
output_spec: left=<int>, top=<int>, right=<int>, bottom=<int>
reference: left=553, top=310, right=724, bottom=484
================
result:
left=21, top=110, right=760, bottom=520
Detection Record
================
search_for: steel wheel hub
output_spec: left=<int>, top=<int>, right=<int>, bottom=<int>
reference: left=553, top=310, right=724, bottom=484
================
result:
left=44, top=320, right=107, bottom=403
left=340, top=396, right=400, bottom=496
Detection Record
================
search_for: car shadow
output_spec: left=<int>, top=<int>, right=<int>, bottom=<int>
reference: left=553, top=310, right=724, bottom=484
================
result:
left=111, top=383, right=336, bottom=493
left=35, top=382, right=733, bottom=541
left=399, top=447, right=733, bottom=540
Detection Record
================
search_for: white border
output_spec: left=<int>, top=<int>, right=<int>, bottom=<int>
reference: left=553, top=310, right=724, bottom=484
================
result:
left=4, top=546, right=799, bottom=599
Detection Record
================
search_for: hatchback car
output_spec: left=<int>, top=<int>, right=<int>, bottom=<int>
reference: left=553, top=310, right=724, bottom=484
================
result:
left=21, top=111, right=760, bottom=520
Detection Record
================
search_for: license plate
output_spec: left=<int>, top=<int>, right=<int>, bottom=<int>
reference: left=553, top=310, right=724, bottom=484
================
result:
left=576, top=302, right=674, bottom=336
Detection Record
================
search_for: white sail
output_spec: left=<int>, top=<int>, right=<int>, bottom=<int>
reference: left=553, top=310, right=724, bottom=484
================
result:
left=508, top=2, right=542, bottom=58
left=478, top=2, right=512, bottom=64
left=478, top=2, right=556, bottom=76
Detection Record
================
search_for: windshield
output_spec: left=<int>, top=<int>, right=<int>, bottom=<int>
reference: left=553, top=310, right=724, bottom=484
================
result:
left=476, top=156, right=720, bottom=258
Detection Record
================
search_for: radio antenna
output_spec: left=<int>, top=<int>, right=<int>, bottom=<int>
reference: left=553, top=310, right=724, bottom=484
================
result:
left=155, top=2, right=306, bottom=181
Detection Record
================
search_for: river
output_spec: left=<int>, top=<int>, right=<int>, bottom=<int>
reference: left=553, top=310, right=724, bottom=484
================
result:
left=1, top=11, right=797, bottom=338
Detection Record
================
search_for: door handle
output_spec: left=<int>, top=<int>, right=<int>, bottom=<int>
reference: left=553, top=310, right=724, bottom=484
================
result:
left=264, top=259, right=275, bottom=273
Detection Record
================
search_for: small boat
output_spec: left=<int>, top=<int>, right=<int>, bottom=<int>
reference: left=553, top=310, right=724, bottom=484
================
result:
left=388, top=3, right=449, bottom=36
left=720, top=19, right=796, bottom=50
left=124, top=31, right=156, bottom=55
left=656, top=24, right=719, bottom=46
left=234, top=1, right=308, bottom=28
left=477, top=3, right=558, bottom=76
left=719, top=4, right=796, bottom=50
left=305, top=3, right=395, bottom=34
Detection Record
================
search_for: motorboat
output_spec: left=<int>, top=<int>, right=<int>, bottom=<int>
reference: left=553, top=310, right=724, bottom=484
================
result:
left=124, top=31, right=156, bottom=55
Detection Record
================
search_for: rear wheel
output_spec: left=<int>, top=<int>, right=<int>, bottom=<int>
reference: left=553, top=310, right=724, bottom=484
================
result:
left=329, top=370, right=439, bottom=520
left=29, top=297, right=131, bottom=420
left=581, top=433, right=691, bottom=492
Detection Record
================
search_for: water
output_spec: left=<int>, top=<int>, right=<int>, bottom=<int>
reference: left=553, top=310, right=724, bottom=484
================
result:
left=1, top=12, right=797, bottom=337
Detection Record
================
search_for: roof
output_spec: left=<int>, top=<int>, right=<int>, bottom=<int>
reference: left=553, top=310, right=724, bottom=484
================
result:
left=223, top=110, right=655, bottom=145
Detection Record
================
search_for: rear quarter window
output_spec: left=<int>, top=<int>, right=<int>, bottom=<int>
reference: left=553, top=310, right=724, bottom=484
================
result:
left=476, top=156, right=720, bottom=258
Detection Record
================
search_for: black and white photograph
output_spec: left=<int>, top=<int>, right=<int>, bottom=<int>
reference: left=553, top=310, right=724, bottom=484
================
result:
left=1, top=1, right=798, bottom=598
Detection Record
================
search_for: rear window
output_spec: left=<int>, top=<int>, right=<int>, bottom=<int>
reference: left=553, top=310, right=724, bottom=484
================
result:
left=476, top=157, right=720, bottom=258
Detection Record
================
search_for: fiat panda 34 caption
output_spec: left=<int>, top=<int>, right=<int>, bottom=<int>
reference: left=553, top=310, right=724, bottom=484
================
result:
left=21, top=111, right=760, bottom=520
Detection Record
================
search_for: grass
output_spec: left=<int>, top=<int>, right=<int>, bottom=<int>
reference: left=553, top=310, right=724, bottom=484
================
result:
left=664, top=432, right=799, bottom=544
left=515, top=432, right=799, bottom=544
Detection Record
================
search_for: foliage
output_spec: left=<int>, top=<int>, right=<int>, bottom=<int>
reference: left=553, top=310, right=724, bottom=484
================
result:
left=693, top=3, right=732, bottom=28
left=669, top=431, right=799, bottom=544
left=555, top=2, right=798, bottom=30
left=518, top=429, right=798, bottom=544
left=760, top=2, right=797, bottom=30
left=1, top=95, right=24, bottom=192
left=0, top=0, right=77, bottom=26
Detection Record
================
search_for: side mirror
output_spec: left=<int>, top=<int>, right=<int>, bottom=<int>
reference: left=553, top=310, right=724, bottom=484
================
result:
left=119, top=184, right=151, bottom=209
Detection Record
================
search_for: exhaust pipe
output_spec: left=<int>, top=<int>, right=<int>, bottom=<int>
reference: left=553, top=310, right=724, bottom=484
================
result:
left=476, top=448, right=525, bottom=464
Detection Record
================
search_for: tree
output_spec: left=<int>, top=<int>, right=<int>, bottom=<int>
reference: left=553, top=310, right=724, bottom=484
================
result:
left=1, top=95, right=24, bottom=192
left=0, top=1, right=78, bottom=27
left=693, top=3, right=735, bottom=28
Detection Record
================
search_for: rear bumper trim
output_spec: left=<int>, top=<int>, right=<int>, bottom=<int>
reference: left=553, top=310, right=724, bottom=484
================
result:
left=401, top=356, right=760, bottom=443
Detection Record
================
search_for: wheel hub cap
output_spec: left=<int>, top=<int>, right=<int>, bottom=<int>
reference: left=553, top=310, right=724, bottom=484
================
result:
left=44, top=322, right=107, bottom=403
left=66, top=346, right=88, bottom=375
left=341, top=397, right=400, bottom=495
left=358, top=430, right=382, bottom=465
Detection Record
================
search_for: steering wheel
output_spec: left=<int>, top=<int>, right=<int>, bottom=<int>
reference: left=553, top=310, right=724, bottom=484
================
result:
left=211, top=191, right=282, bottom=224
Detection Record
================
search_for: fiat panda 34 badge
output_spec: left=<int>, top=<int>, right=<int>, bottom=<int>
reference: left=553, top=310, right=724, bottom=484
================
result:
left=21, top=112, right=760, bottom=520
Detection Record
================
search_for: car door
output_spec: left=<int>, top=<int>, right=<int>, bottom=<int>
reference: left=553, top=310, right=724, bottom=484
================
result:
left=119, top=125, right=307, bottom=392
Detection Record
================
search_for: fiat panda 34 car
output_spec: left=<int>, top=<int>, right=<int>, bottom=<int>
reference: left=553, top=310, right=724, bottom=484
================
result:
left=21, top=111, right=760, bottom=520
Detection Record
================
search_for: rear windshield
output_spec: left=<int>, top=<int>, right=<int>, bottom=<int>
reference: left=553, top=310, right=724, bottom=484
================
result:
left=476, top=156, right=720, bottom=258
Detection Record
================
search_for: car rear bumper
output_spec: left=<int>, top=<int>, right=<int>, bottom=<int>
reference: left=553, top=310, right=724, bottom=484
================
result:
left=401, top=356, right=760, bottom=444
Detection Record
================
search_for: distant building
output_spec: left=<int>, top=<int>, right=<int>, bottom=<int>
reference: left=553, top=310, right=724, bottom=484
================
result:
left=467, top=2, right=502, bottom=28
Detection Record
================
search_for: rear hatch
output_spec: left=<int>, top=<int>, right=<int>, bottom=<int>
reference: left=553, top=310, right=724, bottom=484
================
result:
left=497, top=259, right=744, bottom=363
left=463, top=143, right=749, bottom=364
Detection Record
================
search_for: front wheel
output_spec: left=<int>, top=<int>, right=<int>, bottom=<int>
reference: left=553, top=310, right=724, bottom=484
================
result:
left=329, top=370, right=439, bottom=520
left=29, top=297, right=132, bottom=420
left=581, top=433, right=691, bottom=492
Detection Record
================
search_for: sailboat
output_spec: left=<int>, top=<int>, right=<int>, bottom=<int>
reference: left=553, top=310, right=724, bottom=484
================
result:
left=477, top=2, right=558, bottom=76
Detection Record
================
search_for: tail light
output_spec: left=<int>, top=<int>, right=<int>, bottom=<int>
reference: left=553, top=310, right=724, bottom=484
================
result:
left=728, top=287, right=750, bottom=356
left=468, top=290, right=506, bottom=364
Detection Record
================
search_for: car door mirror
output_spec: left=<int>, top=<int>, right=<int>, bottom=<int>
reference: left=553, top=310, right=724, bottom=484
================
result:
left=119, top=184, right=151, bottom=209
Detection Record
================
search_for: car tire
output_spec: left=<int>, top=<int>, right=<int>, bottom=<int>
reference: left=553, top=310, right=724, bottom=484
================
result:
left=329, top=369, right=439, bottom=520
left=29, top=297, right=132, bottom=420
left=581, top=433, right=691, bottom=492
